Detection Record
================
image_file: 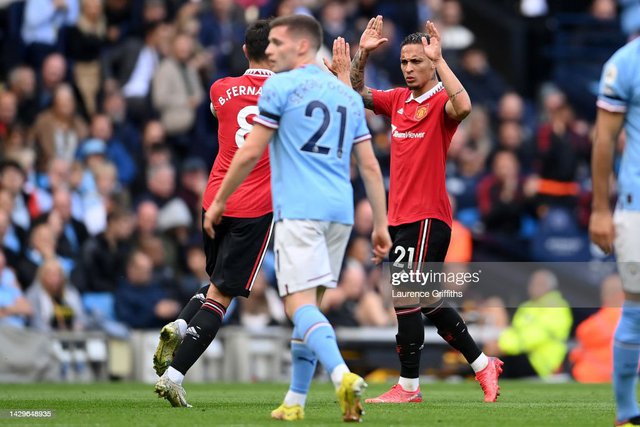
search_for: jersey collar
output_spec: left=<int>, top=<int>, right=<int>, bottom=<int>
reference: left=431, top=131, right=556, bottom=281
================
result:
left=405, top=82, right=444, bottom=104
left=244, top=69, right=274, bottom=76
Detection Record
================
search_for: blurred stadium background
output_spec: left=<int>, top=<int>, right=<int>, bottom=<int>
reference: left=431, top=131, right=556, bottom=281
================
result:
left=0, top=0, right=637, bottom=418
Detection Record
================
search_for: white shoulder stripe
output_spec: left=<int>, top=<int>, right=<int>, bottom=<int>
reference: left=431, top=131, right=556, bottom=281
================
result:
left=254, top=116, right=279, bottom=129
left=597, top=99, right=627, bottom=113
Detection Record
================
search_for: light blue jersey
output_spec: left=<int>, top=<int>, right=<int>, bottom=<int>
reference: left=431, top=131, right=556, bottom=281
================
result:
left=597, top=37, right=640, bottom=211
left=254, top=65, right=371, bottom=224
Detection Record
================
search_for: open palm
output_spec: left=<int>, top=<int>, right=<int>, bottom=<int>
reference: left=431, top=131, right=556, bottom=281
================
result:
left=359, top=15, right=388, bottom=52
left=421, top=20, right=442, bottom=62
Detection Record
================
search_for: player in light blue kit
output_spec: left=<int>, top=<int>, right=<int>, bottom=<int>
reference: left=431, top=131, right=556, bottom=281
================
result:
left=205, top=15, right=392, bottom=423
left=590, top=36, right=640, bottom=427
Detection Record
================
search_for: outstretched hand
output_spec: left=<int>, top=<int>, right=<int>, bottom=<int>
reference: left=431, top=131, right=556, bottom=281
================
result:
left=323, top=37, right=351, bottom=81
left=421, top=20, right=442, bottom=63
left=359, top=15, right=388, bottom=53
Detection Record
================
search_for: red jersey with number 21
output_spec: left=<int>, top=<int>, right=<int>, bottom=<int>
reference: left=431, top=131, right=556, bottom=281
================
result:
left=371, top=83, right=459, bottom=228
left=203, top=69, right=273, bottom=217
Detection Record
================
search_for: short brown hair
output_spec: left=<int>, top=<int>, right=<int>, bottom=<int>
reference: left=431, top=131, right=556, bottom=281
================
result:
left=270, top=14, right=323, bottom=51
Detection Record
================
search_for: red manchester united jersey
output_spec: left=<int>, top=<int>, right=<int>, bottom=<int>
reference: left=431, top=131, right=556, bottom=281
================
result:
left=203, top=69, right=273, bottom=217
left=372, top=83, right=459, bottom=227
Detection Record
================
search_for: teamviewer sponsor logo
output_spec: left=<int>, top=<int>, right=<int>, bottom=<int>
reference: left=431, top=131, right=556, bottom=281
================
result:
left=392, top=130, right=426, bottom=139
left=390, top=125, right=425, bottom=139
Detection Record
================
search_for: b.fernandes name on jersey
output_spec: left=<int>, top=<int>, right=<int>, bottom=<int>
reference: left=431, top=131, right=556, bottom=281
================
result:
left=218, top=86, right=263, bottom=106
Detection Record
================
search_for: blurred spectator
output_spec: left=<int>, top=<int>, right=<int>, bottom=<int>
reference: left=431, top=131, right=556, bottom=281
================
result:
left=438, top=0, right=474, bottom=66
left=529, top=88, right=590, bottom=214
left=137, top=0, right=167, bottom=35
left=82, top=160, right=121, bottom=235
left=140, top=162, right=177, bottom=208
left=115, top=249, right=180, bottom=329
left=34, top=187, right=89, bottom=262
left=30, top=83, right=89, bottom=174
left=102, top=20, right=164, bottom=125
left=177, top=157, right=207, bottom=223
left=104, top=0, right=135, bottom=44
left=477, top=151, right=527, bottom=235
left=88, top=114, right=137, bottom=185
left=26, top=258, right=87, bottom=332
left=320, top=1, right=355, bottom=50
left=492, top=120, right=533, bottom=173
left=0, top=207, right=24, bottom=269
left=21, top=0, right=80, bottom=69
left=7, top=66, right=38, bottom=128
left=353, top=199, right=374, bottom=237
left=236, top=270, right=286, bottom=330
left=487, top=269, right=572, bottom=378
left=446, top=130, right=488, bottom=225
left=456, top=47, right=507, bottom=113
left=174, top=2, right=215, bottom=83
left=34, top=158, right=84, bottom=219
left=129, top=120, right=168, bottom=196
left=152, top=32, right=204, bottom=157
left=570, top=274, right=624, bottom=383
left=176, top=238, right=209, bottom=303
left=16, top=222, right=75, bottom=288
left=137, top=233, right=175, bottom=286
left=619, top=0, right=640, bottom=38
left=0, top=159, right=37, bottom=230
left=79, top=209, right=131, bottom=293
left=323, top=260, right=394, bottom=327
left=0, top=91, right=18, bottom=144
left=495, top=91, right=536, bottom=142
left=102, top=90, right=142, bottom=163
left=156, top=197, right=192, bottom=274
left=198, top=0, right=246, bottom=79
left=0, top=250, right=31, bottom=328
left=66, top=0, right=107, bottom=116
left=37, top=53, right=67, bottom=110
left=133, top=199, right=159, bottom=242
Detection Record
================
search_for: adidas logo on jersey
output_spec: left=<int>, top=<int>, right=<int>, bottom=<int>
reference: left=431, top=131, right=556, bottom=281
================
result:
left=397, top=108, right=404, bottom=114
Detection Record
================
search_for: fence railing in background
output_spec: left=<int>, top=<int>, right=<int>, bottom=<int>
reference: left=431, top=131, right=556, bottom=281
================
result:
left=0, top=325, right=502, bottom=383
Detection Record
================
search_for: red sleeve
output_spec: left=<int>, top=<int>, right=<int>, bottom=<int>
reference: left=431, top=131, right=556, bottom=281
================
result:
left=209, top=79, right=225, bottom=111
left=440, top=94, right=460, bottom=151
left=371, top=88, right=402, bottom=117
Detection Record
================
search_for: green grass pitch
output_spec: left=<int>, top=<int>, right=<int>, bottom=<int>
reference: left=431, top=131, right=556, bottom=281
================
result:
left=0, top=381, right=616, bottom=426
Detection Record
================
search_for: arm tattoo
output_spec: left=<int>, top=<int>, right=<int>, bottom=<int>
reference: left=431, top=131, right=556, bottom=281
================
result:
left=448, top=88, right=465, bottom=101
left=363, top=88, right=374, bottom=110
left=351, top=49, right=374, bottom=110
left=350, top=49, right=367, bottom=93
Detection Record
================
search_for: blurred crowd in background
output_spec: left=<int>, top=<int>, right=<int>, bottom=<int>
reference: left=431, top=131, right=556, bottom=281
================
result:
left=0, top=0, right=638, bottom=380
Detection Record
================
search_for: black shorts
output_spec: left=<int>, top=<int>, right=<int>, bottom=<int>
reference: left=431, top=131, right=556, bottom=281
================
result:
left=389, top=218, right=452, bottom=307
left=389, top=218, right=451, bottom=265
left=202, top=211, right=274, bottom=298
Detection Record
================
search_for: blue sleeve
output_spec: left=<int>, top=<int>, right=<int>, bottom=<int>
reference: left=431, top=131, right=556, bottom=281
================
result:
left=106, top=142, right=137, bottom=184
left=597, top=50, right=632, bottom=113
left=353, top=99, right=371, bottom=144
left=23, top=0, right=56, bottom=29
left=64, top=0, right=80, bottom=25
left=254, top=76, right=287, bottom=129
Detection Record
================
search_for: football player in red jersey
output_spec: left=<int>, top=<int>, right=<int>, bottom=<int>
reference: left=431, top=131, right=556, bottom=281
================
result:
left=329, top=17, right=503, bottom=403
left=153, top=20, right=275, bottom=407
